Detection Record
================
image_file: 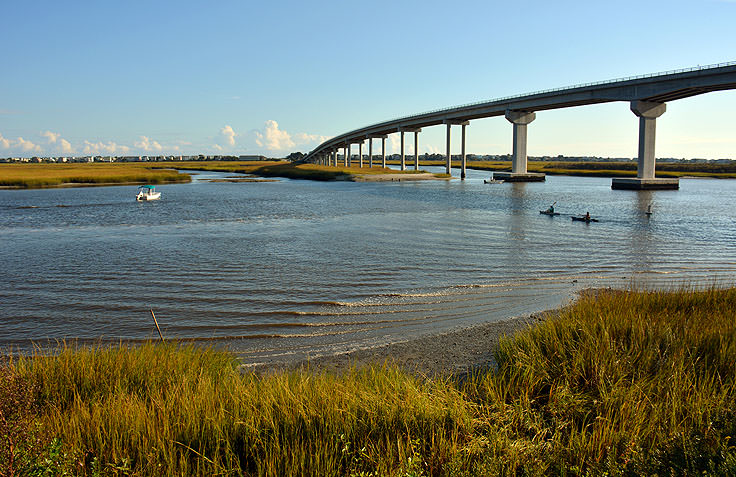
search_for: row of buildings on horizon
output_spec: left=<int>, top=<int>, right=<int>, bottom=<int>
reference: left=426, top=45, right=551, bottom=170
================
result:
left=0, top=154, right=269, bottom=163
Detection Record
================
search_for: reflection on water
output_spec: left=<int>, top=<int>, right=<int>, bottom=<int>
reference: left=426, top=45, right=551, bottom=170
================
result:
left=1, top=169, right=735, bottom=365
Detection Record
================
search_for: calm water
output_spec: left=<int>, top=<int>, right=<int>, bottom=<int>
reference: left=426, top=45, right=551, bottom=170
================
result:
left=2, top=169, right=735, bottom=365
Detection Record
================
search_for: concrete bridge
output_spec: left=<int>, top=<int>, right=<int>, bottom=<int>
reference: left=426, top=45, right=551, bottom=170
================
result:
left=303, top=62, right=736, bottom=189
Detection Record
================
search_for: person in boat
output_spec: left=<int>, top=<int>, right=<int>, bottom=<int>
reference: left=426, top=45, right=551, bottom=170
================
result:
left=546, top=204, right=555, bottom=214
left=585, top=211, right=590, bottom=221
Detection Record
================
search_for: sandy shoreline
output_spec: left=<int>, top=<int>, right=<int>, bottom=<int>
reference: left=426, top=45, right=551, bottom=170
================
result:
left=249, top=310, right=552, bottom=377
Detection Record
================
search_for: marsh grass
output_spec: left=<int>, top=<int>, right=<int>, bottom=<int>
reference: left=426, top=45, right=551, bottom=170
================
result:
left=386, top=159, right=736, bottom=178
left=10, top=343, right=471, bottom=476
left=162, top=161, right=430, bottom=181
left=0, top=163, right=191, bottom=188
left=5, top=287, right=736, bottom=475
left=462, top=286, right=736, bottom=475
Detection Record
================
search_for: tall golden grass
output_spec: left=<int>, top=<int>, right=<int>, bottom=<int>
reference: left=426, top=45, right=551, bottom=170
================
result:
left=0, top=163, right=191, bottom=188
left=3, top=287, right=736, bottom=475
left=387, top=159, right=736, bottom=178
left=157, top=161, right=431, bottom=181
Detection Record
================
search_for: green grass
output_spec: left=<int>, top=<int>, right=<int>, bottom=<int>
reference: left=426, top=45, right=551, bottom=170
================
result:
left=0, top=163, right=191, bottom=188
left=4, top=287, right=736, bottom=475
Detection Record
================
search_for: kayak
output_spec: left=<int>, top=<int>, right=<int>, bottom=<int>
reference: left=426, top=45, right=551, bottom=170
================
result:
left=571, top=216, right=598, bottom=222
left=540, top=210, right=561, bottom=216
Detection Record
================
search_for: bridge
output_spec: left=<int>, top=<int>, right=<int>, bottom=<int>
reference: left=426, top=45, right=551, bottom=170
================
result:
left=303, top=61, right=736, bottom=190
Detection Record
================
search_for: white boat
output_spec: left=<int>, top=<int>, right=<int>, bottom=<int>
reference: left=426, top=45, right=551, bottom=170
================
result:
left=136, top=185, right=161, bottom=201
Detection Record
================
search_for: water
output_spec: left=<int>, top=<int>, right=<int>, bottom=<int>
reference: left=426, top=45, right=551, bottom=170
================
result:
left=2, top=169, right=735, bottom=365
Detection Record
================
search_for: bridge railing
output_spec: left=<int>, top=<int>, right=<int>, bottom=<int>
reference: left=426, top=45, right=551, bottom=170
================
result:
left=309, top=60, right=736, bottom=158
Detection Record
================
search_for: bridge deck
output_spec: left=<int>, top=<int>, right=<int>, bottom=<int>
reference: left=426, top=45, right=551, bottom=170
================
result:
left=305, top=62, right=736, bottom=161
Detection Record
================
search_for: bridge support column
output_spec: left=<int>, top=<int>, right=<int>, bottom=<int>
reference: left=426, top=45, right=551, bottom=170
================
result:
left=400, top=130, right=406, bottom=171
left=343, top=145, right=348, bottom=167
left=612, top=101, right=678, bottom=190
left=358, top=141, right=363, bottom=168
left=443, top=120, right=468, bottom=176
left=494, top=110, right=545, bottom=182
left=382, top=137, right=386, bottom=168
left=332, top=150, right=337, bottom=167
left=414, top=130, right=420, bottom=170
left=461, top=122, right=467, bottom=180
left=368, top=138, right=373, bottom=168
left=445, top=123, right=452, bottom=175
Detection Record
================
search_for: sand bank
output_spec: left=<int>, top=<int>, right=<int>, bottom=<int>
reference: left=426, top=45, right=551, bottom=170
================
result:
left=251, top=310, right=551, bottom=378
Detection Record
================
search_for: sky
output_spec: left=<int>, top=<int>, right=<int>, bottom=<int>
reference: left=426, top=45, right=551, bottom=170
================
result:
left=1, top=0, right=735, bottom=159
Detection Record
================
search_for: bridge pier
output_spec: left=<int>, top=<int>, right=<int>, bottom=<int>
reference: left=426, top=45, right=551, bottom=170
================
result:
left=400, top=130, right=406, bottom=171
left=414, top=130, right=420, bottom=170
left=461, top=122, right=467, bottom=180
left=494, top=110, right=545, bottom=182
left=399, top=128, right=422, bottom=171
left=382, top=136, right=386, bottom=168
left=445, top=124, right=452, bottom=175
left=358, top=141, right=363, bottom=168
left=332, top=150, right=337, bottom=167
left=612, top=101, right=678, bottom=190
left=368, top=135, right=387, bottom=168
left=443, top=120, right=468, bottom=176
left=343, top=145, right=348, bottom=167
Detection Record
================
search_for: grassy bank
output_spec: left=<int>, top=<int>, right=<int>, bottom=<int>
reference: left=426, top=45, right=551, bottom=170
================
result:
left=3, top=287, right=736, bottom=475
left=0, top=163, right=192, bottom=189
left=159, top=160, right=438, bottom=181
left=391, top=159, right=736, bottom=179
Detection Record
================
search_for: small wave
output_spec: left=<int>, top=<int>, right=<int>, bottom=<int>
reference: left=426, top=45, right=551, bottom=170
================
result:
left=379, top=291, right=450, bottom=298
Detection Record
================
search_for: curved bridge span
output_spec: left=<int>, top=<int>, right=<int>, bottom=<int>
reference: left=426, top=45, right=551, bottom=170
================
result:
left=303, top=62, right=736, bottom=190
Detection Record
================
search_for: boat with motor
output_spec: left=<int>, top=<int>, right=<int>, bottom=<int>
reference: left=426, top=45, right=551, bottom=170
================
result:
left=484, top=173, right=505, bottom=184
left=136, top=185, right=161, bottom=201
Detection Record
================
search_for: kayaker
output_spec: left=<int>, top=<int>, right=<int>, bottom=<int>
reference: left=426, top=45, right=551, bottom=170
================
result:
left=585, top=211, right=590, bottom=221
left=546, top=204, right=555, bottom=214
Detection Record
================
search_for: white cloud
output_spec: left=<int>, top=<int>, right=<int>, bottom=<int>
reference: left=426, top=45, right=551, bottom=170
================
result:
left=42, top=131, right=60, bottom=143
left=293, top=132, right=330, bottom=145
left=0, top=133, right=10, bottom=149
left=213, top=144, right=223, bottom=151
left=254, top=120, right=295, bottom=151
left=389, top=134, right=401, bottom=154
left=59, top=139, right=73, bottom=153
left=134, top=136, right=163, bottom=152
left=17, top=137, right=42, bottom=153
left=220, top=125, right=237, bottom=146
left=82, top=140, right=129, bottom=155
left=42, top=130, right=74, bottom=154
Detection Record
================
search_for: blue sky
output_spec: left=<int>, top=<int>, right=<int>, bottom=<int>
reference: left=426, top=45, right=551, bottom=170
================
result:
left=1, top=0, right=735, bottom=158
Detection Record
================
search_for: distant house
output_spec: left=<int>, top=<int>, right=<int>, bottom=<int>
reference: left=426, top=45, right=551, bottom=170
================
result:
left=239, top=155, right=267, bottom=161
